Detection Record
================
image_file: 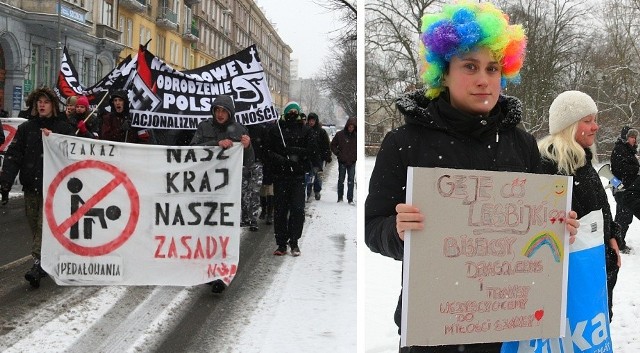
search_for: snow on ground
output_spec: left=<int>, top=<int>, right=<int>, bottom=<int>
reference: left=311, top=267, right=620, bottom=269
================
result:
left=364, top=156, right=640, bottom=353
left=1, top=160, right=357, bottom=352
left=229, top=160, right=358, bottom=352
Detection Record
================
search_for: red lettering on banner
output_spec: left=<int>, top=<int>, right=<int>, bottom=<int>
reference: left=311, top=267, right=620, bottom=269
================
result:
left=154, top=235, right=230, bottom=260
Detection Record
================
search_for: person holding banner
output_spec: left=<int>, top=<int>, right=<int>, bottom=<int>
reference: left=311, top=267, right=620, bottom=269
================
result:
left=69, top=95, right=99, bottom=139
left=265, top=102, right=318, bottom=257
left=0, top=87, right=75, bottom=288
left=190, top=94, right=253, bottom=293
left=99, top=90, right=149, bottom=143
left=364, top=3, right=579, bottom=352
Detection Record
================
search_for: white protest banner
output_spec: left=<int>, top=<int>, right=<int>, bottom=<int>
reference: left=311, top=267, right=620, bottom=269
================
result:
left=1, top=118, right=27, bottom=192
left=1, top=118, right=27, bottom=153
left=402, top=167, right=572, bottom=347
left=41, top=133, right=242, bottom=286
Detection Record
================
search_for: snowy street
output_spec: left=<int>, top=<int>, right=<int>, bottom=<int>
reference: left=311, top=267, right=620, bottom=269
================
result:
left=0, top=159, right=356, bottom=352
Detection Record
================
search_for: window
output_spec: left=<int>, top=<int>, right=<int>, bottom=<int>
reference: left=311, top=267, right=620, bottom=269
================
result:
left=100, top=0, right=113, bottom=26
left=183, top=47, right=189, bottom=69
left=156, top=34, right=166, bottom=59
left=43, top=47, right=53, bottom=87
left=126, top=18, right=133, bottom=47
left=118, top=16, right=124, bottom=43
left=28, top=46, right=40, bottom=93
left=83, top=57, right=92, bottom=86
left=170, top=40, right=178, bottom=64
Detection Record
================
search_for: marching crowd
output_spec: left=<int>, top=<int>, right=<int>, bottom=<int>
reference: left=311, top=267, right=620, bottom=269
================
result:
left=0, top=86, right=357, bottom=290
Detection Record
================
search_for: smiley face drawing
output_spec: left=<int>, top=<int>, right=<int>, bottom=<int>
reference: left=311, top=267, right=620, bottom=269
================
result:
left=553, top=181, right=566, bottom=196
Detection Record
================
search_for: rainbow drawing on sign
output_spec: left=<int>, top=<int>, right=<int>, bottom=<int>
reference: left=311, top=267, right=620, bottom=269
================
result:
left=521, top=231, right=563, bottom=262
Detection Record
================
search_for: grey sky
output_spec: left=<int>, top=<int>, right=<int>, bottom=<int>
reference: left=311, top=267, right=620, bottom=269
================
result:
left=256, top=0, right=342, bottom=79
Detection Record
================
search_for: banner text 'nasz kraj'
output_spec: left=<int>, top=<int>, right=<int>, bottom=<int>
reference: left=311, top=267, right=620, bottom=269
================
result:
left=41, top=133, right=243, bottom=286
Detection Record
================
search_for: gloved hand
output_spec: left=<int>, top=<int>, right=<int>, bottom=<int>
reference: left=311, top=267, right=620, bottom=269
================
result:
left=121, top=119, right=132, bottom=131
left=1, top=185, right=9, bottom=205
left=77, top=120, right=88, bottom=134
left=317, top=169, right=323, bottom=178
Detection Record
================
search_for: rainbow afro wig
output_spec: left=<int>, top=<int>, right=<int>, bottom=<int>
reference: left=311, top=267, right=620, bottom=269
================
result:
left=420, top=1, right=527, bottom=98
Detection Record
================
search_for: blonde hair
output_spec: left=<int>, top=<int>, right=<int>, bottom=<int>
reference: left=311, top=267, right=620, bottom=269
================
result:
left=538, top=122, right=597, bottom=175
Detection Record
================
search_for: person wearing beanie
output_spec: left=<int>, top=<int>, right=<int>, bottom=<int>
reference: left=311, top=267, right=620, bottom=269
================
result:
left=0, top=86, right=75, bottom=288
left=610, top=126, right=640, bottom=253
left=68, top=95, right=99, bottom=138
left=305, top=112, right=331, bottom=202
left=364, top=3, right=578, bottom=352
left=264, top=101, right=319, bottom=256
left=65, top=95, right=78, bottom=119
left=538, top=90, right=621, bottom=323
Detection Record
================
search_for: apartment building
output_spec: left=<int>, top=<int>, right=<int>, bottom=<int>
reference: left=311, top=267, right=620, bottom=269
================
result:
left=0, top=0, right=291, bottom=116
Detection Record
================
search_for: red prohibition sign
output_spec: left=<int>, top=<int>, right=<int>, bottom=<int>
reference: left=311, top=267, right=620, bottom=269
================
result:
left=45, top=160, right=140, bottom=256
left=1, top=123, right=16, bottom=152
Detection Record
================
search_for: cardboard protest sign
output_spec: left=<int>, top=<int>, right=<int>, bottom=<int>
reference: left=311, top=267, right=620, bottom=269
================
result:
left=41, top=133, right=242, bottom=286
left=402, top=167, right=572, bottom=347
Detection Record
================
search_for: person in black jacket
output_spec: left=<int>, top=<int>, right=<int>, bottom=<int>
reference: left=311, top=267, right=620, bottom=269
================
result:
left=265, top=102, right=318, bottom=256
left=305, top=112, right=331, bottom=201
left=331, top=117, right=357, bottom=204
left=610, top=126, right=639, bottom=253
left=364, top=3, right=578, bottom=352
left=538, top=90, right=621, bottom=321
left=0, top=86, right=75, bottom=288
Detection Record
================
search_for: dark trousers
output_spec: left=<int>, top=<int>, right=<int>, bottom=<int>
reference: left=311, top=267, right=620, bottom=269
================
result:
left=273, top=178, right=306, bottom=246
left=338, top=162, right=355, bottom=201
left=306, top=170, right=322, bottom=196
left=24, top=192, right=43, bottom=259
left=614, top=191, right=633, bottom=247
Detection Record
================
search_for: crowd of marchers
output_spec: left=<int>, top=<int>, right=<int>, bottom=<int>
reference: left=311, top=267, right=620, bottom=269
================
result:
left=0, top=86, right=357, bottom=291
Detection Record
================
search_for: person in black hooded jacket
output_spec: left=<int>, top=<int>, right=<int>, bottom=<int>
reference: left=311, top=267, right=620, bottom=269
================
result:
left=364, top=3, right=578, bottom=352
left=0, top=86, right=75, bottom=288
left=99, top=90, right=149, bottom=143
left=264, top=101, right=318, bottom=257
left=610, top=126, right=639, bottom=253
left=537, top=90, right=621, bottom=321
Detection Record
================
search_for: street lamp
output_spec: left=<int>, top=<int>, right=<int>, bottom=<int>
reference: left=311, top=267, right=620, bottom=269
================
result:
left=56, top=0, right=62, bottom=85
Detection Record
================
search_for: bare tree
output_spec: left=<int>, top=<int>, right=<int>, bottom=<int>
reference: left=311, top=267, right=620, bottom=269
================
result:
left=317, top=0, right=357, bottom=119
left=496, top=0, right=591, bottom=137
left=322, top=40, right=357, bottom=118
left=365, top=0, right=442, bottom=145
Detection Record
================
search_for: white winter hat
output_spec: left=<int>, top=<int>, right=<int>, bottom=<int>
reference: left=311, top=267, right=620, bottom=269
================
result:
left=548, top=91, right=598, bottom=134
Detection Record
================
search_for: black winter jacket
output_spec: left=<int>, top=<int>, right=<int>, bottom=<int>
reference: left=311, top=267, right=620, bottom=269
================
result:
left=610, top=139, right=639, bottom=187
left=0, top=115, right=74, bottom=194
left=309, top=122, right=331, bottom=168
left=265, top=119, right=318, bottom=179
left=539, top=148, right=620, bottom=246
left=364, top=89, right=540, bottom=352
